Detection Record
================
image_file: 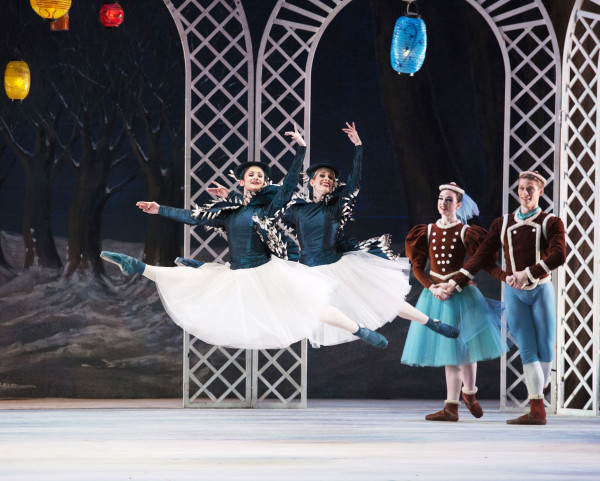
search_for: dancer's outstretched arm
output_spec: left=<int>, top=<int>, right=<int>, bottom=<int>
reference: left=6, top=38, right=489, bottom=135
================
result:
left=136, top=201, right=224, bottom=229
left=340, top=122, right=363, bottom=197
left=266, top=124, right=306, bottom=215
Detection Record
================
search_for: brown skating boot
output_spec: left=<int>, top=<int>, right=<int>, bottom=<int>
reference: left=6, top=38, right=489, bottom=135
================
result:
left=506, top=397, right=546, bottom=425
left=425, top=401, right=459, bottom=422
left=462, top=389, right=483, bottom=418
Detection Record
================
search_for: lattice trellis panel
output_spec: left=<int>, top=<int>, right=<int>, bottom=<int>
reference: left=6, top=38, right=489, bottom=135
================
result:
left=185, top=341, right=252, bottom=407
left=165, top=0, right=310, bottom=408
left=169, top=0, right=254, bottom=264
left=465, top=0, right=561, bottom=413
left=164, top=0, right=255, bottom=408
left=557, top=0, right=600, bottom=416
left=252, top=341, right=308, bottom=408
left=255, top=0, right=352, bottom=174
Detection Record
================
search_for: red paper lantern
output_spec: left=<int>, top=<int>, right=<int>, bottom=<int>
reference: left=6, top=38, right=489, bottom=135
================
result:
left=99, top=3, right=124, bottom=28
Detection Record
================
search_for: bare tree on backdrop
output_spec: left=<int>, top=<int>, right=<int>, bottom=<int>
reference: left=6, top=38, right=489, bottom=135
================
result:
left=118, top=33, right=185, bottom=267
left=56, top=46, right=134, bottom=277
left=0, top=94, right=76, bottom=270
left=0, top=144, right=15, bottom=274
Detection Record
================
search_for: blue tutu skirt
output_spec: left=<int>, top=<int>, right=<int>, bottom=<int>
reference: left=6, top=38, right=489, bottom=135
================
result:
left=401, top=285, right=507, bottom=367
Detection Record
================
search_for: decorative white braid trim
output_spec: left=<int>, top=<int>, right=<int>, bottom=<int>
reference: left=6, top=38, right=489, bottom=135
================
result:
left=500, top=214, right=509, bottom=248
left=448, top=279, right=462, bottom=292
left=525, top=266, right=537, bottom=284
left=460, top=268, right=474, bottom=280
left=430, top=270, right=461, bottom=280
left=439, top=183, right=465, bottom=194
left=460, top=224, right=467, bottom=244
left=542, top=213, right=553, bottom=240
left=522, top=275, right=550, bottom=290
left=539, top=260, right=551, bottom=274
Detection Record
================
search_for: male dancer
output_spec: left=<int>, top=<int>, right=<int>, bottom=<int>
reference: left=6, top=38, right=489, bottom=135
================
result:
left=444, top=171, right=566, bottom=425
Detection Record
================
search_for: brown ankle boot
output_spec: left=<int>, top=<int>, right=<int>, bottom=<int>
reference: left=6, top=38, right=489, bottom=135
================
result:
left=506, top=398, right=546, bottom=425
left=425, top=401, right=459, bottom=422
left=462, top=392, right=483, bottom=418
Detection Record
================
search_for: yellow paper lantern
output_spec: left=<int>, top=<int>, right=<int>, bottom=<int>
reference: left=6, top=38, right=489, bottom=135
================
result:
left=5, top=61, right=31, bottom=100
left=30, top=0, right=72, bottom=20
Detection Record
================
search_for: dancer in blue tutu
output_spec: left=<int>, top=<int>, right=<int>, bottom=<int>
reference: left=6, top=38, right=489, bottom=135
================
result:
left=401, top=182, right=508, bottom=421
left=100, top=125, right=389, bottom=350
left=209, top=123, right=459, bottom=347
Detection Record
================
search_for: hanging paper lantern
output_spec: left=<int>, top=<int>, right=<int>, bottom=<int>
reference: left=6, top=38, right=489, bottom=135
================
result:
left=390, top=2, right=427, bottom=75
left=5, top=61, right=31, bottom=100
left=50, top=12, right=69, bottom=31
left=99, top=3, right=125, bottom=28
left=30, top=0, right=72, bottom=20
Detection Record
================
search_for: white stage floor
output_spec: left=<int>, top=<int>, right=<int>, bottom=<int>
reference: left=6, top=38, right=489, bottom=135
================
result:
left=0, top=399, right=598, bottom=480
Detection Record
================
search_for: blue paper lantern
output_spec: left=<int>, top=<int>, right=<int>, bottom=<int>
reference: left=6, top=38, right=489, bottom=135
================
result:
left=390, top=7, right=427, bottom=75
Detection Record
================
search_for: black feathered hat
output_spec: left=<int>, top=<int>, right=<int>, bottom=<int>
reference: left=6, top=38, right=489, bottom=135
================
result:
left=306, top=163, right=339, bottom=179
left=233, top=161, right=272, bottom=181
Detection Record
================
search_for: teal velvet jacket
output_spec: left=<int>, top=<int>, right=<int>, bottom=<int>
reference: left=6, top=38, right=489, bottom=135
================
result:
left=158, top=146, right=305, bottom=270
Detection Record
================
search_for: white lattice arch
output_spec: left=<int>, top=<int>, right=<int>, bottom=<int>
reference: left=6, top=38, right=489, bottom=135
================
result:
left=461, top=0, right=562, bottom=413
left=163, top=0, right=563, bottom=410
left=558, top=0, right=600, bottom=416
left=256, top=0, right=561, bottom=412
left=164, top=0, right=256, bottom=408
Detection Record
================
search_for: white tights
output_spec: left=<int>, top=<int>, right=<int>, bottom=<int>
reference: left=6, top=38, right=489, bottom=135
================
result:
left=445, top=363, right=477, bottom=401
left=317, top=300, right=431, bottom=335
left=523, top=361, right=545, bottom=397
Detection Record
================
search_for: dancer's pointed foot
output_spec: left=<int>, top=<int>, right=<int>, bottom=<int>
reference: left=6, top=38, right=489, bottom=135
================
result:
left=354, top=326, right=388, bottom=349
left=425, top=318, right=459, bottom=338
left=425, top=402, right=459, bottom=422
left=174, top=257, right=204, bottom=268
left=100, top=251, right=144, bottom=276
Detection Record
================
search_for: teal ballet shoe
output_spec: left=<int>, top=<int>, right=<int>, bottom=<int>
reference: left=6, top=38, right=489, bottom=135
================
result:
left=100, top=251, right=144, bottom=276
left=425, top=318, right=460, bottom=339
left=354, top=326, right=389, bottom=349
left=174, top=257, right=204, bottom=268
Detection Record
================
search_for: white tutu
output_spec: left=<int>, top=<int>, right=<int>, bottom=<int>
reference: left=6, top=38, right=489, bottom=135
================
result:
left=309, top=250, right=412, bottom=346
left=154, top=257, right=336, bottom=349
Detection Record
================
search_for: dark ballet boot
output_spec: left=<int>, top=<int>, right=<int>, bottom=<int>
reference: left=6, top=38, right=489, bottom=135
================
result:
left=425, top=318, right=460, bottom=339
left=100, top=251, right=145, bottom=276
left=462, top=390, right=484, bottom=418
left=354, top=326, right=388, bottom=349
left=506, top=397, right=546, bottom=425
left=425, top=401, right=459, bottom=422
left=174, top=257, right=204, bottom=268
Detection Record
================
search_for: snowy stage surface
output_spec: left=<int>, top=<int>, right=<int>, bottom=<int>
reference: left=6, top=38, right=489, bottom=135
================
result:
left=0, top=399, right=598, bottom=481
